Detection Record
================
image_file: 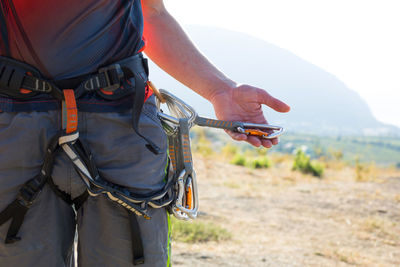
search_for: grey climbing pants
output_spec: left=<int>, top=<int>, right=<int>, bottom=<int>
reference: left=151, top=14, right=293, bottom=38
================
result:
left=0, top=95, right=171, bottom=266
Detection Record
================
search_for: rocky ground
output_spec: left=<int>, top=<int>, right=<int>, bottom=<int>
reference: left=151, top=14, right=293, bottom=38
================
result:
left=172, top=156, right=400, bottom=267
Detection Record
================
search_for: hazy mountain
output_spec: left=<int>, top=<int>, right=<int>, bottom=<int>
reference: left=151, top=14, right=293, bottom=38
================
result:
left=147, top=25, right=399, bottom=136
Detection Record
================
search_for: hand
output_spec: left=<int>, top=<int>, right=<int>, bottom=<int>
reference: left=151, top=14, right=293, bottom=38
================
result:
left=209, top=84, right=290, bottom=148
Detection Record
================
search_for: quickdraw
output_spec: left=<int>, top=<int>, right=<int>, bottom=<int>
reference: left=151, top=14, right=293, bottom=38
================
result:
left=149, top=83, right=285, bottom=220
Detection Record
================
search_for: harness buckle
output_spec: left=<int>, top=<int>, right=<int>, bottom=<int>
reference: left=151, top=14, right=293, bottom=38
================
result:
left=17, top=178, right=44, bottom=207
left=0, top=64, right=25, bottom=92
left=33, top=78, right=53, bottom=93
left=98, top=64, right=124, bottom=92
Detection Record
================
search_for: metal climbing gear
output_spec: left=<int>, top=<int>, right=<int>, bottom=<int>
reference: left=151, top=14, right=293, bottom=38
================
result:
left=153, top=86, right=284, bottom=140
left=150, top=83, right=285, bottom=220
left=153, top=87, right=199, bottom=220
left=194, top=116, right=284, bottom=139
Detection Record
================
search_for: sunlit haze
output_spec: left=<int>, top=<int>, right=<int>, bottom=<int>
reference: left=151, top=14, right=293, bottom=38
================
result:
left=164, top=0, right=400, bottom=127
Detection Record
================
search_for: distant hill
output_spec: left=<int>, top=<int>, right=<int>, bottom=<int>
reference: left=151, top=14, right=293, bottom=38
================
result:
left=147, top=25, right=399, bottom=136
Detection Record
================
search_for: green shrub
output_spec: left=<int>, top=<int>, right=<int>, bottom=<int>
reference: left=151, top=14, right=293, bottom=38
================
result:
left=292, top=149, right=324, bottom=177
left=309, top=160, right=324, bottom=177
left=231, top=153, right=246, bottom=166
left=171, top=218, right=231, bottom=243
left=293, top=149, right=309, bottom=171
left=248, top=156, right=271, bottom=169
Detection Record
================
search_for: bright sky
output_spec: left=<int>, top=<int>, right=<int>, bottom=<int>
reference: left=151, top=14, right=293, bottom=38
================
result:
left=164, top=0, right=400, bottom=127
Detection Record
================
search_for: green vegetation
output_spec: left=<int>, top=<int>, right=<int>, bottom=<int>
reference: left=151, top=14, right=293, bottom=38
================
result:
left=292, top=149, right=324, bottom=177
left=171, top=217, right=231, bottom=243
left=230, top=153, right=246, bottom=166
left=230, top=152, right=271, bottom=169
left=277, top=133, right=400, bottom=166
left=190, top=127, right=400, bottom=168
left=247, top=156, right=271, bottom=169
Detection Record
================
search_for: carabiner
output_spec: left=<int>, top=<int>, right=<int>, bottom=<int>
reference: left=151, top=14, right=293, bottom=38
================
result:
left=171, top=170, right=199, bottom=220
left=236, top=123, right=284, bottom=139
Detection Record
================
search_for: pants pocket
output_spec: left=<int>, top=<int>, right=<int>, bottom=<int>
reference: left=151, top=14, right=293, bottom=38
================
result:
left=83, top=95, right=168, bottom=195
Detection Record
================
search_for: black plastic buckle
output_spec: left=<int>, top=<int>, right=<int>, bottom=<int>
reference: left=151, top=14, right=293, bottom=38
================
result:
left=17, top=189, right=36, bottom=208
left=98, top=64, right=124, bottom=92
left=17, top=177, right=44, bottom=207
left=0, top=64, right=25, bottom=92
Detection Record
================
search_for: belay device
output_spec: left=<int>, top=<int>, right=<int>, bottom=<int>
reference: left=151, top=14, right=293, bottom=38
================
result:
left=149, top=82, right=285, bottom=220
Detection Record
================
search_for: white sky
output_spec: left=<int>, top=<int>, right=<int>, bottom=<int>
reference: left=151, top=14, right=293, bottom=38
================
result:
left=164, top=0, right=400, bottom=127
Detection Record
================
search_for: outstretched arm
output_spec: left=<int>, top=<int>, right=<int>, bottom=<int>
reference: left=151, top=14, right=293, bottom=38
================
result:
left=142, top=0, right=290, bottom=148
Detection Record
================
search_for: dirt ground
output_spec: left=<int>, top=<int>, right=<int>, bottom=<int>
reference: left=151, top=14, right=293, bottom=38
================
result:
left=172, top=156, right=400, bottom=267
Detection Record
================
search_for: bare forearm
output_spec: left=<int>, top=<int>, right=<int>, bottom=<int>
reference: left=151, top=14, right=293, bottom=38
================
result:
left=142, top=4, right=235, bottom=101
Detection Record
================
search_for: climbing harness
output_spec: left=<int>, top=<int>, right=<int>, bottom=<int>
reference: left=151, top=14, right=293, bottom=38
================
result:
left=0, top=55, right=171, bottom=265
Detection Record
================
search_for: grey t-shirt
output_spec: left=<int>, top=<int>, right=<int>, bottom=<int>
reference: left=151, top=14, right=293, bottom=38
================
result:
left=1, top=0, right=145, bottom=79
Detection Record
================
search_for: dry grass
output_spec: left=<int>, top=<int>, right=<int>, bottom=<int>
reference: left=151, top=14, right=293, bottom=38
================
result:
left=173, top=150, right=400, bottom=266
left=171, top=217, right=232, bottom=243
left=360, top=216, right=399, bottom=244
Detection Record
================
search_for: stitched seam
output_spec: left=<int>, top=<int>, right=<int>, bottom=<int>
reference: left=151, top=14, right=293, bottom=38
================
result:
left=77, top=100, right=130, bottom=106
left=0, top=99, right=58, bottom=104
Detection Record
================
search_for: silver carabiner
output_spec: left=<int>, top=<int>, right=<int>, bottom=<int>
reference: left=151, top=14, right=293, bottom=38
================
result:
left=236, top=123, right=284, bottom=139
left=171, top=170, right=199, bottom=220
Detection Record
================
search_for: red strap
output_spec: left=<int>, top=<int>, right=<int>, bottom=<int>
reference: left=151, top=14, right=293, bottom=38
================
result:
left=144, top=83, right=153, bottom=102
left=63, top=89, right=78, bottom=134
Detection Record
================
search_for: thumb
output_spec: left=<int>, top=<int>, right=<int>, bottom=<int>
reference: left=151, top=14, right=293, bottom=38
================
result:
left=257, top=88, right=290, bottom=113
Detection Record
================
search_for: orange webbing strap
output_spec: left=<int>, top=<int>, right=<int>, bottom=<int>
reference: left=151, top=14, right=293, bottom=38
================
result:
left=62, top=89, right=78, bottom=134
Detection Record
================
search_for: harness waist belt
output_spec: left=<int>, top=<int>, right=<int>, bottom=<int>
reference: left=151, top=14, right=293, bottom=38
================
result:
left=0, top=54, right=149, bottom=101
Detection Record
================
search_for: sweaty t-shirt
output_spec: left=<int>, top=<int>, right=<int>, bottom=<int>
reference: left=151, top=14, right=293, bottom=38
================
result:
left=0, top=0, right=146, bottom=112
